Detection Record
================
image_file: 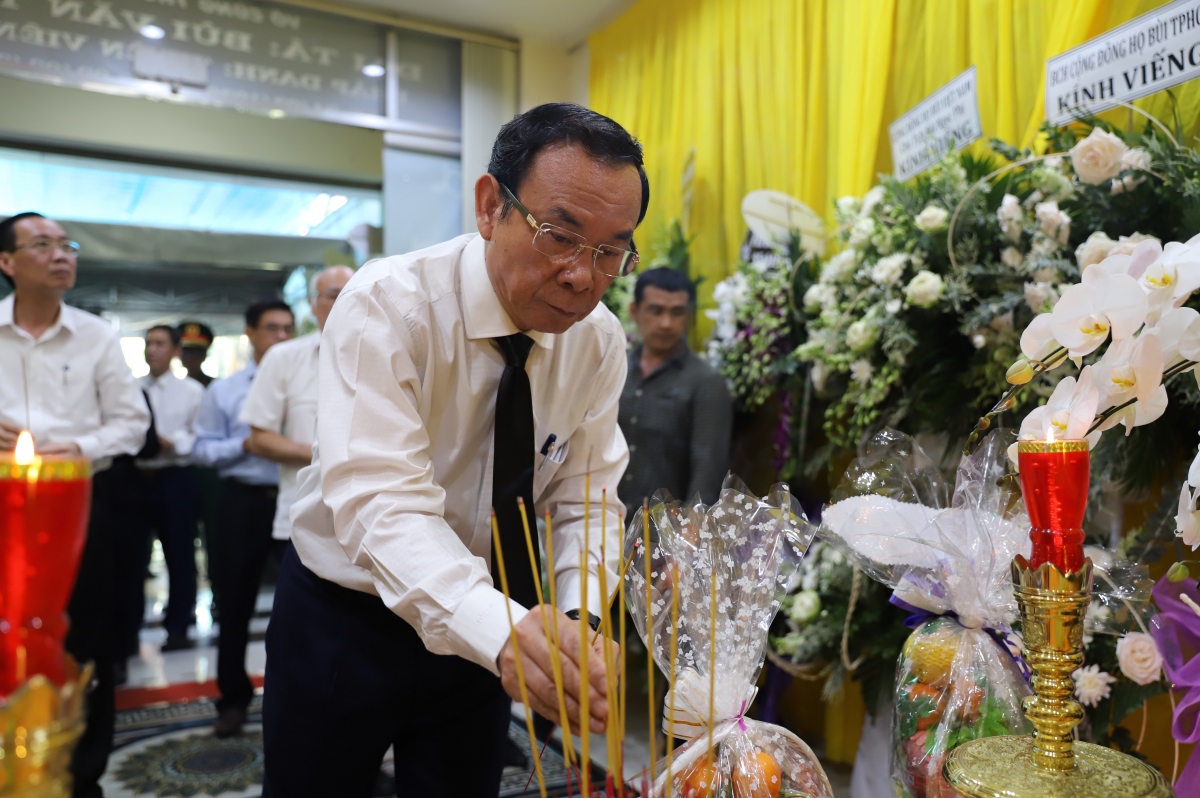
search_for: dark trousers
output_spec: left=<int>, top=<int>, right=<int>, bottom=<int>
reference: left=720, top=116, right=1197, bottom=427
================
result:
left=211, top=479, right=278, bottom=712
left=66, top=467, right=119, bottom=798
left=262, top=544, right=512, bottom=798
left=116, top=466, right=197, bottom=653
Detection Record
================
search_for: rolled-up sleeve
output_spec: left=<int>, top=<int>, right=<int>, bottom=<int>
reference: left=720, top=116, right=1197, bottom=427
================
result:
left=240, top=347, right=287, bottom=434
left=318, top=283, right=525, bottom=675
left=74, top=335, right=150, bottom=460
left=540, top=324, right=629, bottom=621
left=192, top=383, right=245, bottom=468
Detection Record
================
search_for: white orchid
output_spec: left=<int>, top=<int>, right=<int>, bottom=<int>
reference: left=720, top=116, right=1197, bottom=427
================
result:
left=1096, top=384, right=1168, bottom=435
left=1091, top=334, right=1163, bottom=413
left=1139, top=239, right=1200, bottom=322
left=1009, top=367, right=1101, bottom=464
left=1145, top=307, right=1200, bottom=366
left=1176, top=483, right=1200, bottom=549
left=1189, top=444, right=1200, bottom=488
left=1049, top=264, right=1148, bottom=357
left=1020, top=313, right=1063, bottom=363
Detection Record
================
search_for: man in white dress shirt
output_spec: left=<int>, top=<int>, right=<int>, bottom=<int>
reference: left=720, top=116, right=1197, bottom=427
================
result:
left=241, top=266, right=354, bottom=542
left=117, top=325, right=205, bottom=659
left=0, top=212, right=151, bottom=798
left=262, top=104, right=648, bottom=797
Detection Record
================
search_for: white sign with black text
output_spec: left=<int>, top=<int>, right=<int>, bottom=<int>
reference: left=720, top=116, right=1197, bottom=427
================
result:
left=1046, top=0, right=1200, bottom=125
left=889, top=66, right=983, bottom=183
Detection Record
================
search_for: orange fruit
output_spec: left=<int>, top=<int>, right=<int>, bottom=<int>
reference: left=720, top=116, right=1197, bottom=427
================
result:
left=904, top=683, right=945, bottom=731
left=733, top=750, right=782, bottom=798
left=902, top=624, right=960, bottom=687
left=682, top=758, right=719, bottom=798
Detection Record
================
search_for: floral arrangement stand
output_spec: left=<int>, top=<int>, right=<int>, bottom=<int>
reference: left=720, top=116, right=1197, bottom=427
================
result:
left=942, top=557, right=1171, bottom=798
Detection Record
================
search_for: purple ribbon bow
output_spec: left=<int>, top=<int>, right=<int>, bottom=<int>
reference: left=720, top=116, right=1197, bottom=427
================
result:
left=1150, top=577, right=1200, bottom=794
left=889, top=594, right=1031, bottom=681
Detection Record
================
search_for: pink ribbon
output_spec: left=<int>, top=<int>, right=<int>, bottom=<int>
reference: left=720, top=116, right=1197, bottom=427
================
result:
left=736, top=699, right=749, bottom=732
left=1150, top=577, right=1200, bottom=792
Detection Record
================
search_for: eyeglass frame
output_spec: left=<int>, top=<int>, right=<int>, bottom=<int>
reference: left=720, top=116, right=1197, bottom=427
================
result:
left=500, top=183, right=639, bottom=278
left=10, top=238, right=81, bottom=257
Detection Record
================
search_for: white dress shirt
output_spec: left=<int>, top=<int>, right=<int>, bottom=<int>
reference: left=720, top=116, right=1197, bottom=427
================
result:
left=290, top=234, right=629, bottom=675
left=240, top=332, right=319, bottom=540
left=138, top=371, right=204, bottom=469
left=0, top=294, right=149, bottom=466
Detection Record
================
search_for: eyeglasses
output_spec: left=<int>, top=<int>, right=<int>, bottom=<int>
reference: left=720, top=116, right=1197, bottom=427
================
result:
left=13, top=238, right=80, bottom=256
left=258, top=323, right=294, bottom=335
left=501, top=184, right=639, bottom=278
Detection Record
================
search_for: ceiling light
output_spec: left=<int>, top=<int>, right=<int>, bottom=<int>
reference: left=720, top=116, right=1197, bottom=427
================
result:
left=361, top=64, right=385, bottom=78
left=139, top=24, right=166, bottom=39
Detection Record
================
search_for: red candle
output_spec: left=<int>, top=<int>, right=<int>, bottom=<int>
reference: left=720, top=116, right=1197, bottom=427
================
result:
left=0, top=432, right=91, bottom=695
left=1017, top=438, right=1089, bottom=574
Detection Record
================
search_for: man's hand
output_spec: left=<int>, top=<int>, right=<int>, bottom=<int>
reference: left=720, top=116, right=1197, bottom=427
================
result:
left=497, top=607, right=619, bottom=736
left=0, top=419, right=22, bottom=450
left=37, top=441, right=82, bottom=455
left=158, top=434, right=175, bottom=453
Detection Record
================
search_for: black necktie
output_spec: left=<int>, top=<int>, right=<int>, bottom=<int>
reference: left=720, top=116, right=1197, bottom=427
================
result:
left=492, top=333, right=541, bottom=609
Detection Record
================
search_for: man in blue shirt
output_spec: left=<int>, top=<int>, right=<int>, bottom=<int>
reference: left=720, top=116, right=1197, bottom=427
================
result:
left=194, top=299, right=294, bottom=737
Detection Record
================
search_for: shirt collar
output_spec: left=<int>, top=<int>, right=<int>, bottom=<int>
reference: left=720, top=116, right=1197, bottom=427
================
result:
left=460, top=235, right=553, bottom=351
left=0, top=295, right=75, bottom=338
left=632, top=341, right=690, bottom=370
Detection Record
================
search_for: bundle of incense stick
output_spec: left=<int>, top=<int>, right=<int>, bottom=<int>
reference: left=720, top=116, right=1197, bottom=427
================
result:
left=622, top=476, right=837, bottom=798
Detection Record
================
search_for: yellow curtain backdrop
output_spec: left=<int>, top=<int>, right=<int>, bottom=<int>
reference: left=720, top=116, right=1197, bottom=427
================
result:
left=589, top=0, right=1200, bottom=328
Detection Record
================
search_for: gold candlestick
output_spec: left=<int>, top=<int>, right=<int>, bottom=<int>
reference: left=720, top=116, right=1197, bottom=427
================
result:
left=0, top=657, right=91, bottom=796
left=943, top=557, right=1173, bottom=798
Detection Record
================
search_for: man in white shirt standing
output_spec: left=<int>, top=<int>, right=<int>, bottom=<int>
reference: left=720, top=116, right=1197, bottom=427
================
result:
left=241, top=265, right=354, bottom=543
left=0, top=212, right=151, bottom=798
left=262, top=103, right=646, bottom=797
left=116, top=325, right=205, bottom=661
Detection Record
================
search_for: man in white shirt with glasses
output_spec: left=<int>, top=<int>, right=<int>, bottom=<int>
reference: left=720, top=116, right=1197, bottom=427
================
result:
left=0, top=212, right=150, bottom=798
left=262, top=103, right=647, bottom=797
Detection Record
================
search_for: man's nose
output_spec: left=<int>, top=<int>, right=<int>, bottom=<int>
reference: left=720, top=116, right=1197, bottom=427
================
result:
left=558, top=253, right=595, bottom=293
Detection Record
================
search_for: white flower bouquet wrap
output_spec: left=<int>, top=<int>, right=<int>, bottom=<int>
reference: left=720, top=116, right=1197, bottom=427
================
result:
left=625, top=475, right=833, bottom=798
left=818, top=430, right=1033, bottom=798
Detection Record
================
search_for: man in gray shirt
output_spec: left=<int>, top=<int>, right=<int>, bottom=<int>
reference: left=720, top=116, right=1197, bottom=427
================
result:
left=619, top=267, right=732, bottom=515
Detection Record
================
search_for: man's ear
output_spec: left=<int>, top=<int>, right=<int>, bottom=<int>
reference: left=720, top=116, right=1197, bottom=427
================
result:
left=475, top=174, right=503, bottom=240
left=0, top=253, right=14, bottom=282
left=628, top=301, right=638, bottom=320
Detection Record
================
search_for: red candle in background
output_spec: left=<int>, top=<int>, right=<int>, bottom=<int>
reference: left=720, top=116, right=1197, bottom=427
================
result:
left=1017, top=438, right=1089, bottom=574
left=0, top=432, right=91, bottom=696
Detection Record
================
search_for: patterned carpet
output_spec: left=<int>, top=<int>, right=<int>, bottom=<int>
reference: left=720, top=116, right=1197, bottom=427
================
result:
left=100, top=697, right=606, bottom=797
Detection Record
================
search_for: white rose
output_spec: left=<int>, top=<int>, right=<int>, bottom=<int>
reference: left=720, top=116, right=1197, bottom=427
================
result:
left=1001, top=246, right=1024, bottom=268
left=871, top=253, right=908, bottom=286
left=836, top=195, right=861, bottom=217
left=850, top=359, right=874, bottom=385
left=1024, top=281, right=1059, bottom=313
left=803, top=283, right=837, bottom=313
left=821, top=249, right=858, bottom=283
left=1044, top=155, right=1063, bottom=170
left=1109, top=233, right=1159, bottom=257
left=904, top=270, right=944, bottom=308
left=885, top=298, right=902, bottom=314
left=849, top=217, right=876, bottom=249
left=1116, top=632, right=1163, bottom=685
left=1074, top=231, right=1116, bottom=269
left=861, top=185, right=886, bottom=217
left=788, top=590, right=822, bottom=625
left=846, top=319, right=878, bottom=352
left=810, top=361, right=830, bottom=393
left=1070, top=128, right=1128, bottom=185
left=1110, top=174, right=1144, bottom=195
left=1122, top=148, right=1152, bottom=172
left=998, top=194, right=1023, bottom=243
left=915, top=205, right=949, bottom=233
left=1035, top=200, right=1071, bottom=245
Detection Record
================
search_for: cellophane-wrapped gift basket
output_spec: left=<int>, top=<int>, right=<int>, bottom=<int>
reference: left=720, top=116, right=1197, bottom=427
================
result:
left=819, top=431, right=1034, bottom=798
left=625, top=475, right=835, bottom=798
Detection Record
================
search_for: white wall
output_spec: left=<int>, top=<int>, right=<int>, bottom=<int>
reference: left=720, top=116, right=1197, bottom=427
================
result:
left=519, top=39, right=590, bottom=112
left=460, top=42, right=519, bottom=234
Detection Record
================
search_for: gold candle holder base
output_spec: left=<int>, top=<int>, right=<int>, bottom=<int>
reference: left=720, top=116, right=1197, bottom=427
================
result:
left=944, top=558, right=1174, bottom=798
left=0, top=657, right=91, bottom=797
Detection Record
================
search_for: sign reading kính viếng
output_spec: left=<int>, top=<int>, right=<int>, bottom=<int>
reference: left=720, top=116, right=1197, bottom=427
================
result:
left=0, top=0, right=461, bottom=135
left=1046, top=0, right=1200, bottom=125
left=889, top=66, right=982, bottom=183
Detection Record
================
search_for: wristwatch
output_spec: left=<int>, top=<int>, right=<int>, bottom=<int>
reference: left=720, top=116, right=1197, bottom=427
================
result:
left=564, top=608, right=602, bottom=632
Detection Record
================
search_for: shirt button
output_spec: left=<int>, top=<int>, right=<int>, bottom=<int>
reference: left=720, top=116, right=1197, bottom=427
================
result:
left=629, top=445, right=637, bottom=453
left=630, top=417, right=638, bottom=425
left=624, top=474, right=632, bottom=481
left=635, top=389, right=643, bottom=397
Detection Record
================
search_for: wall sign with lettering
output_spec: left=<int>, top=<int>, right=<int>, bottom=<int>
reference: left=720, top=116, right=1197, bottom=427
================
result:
left=1046, top=0, right=1200, bottom=125
left=888, top=66, right=983, bottom=182
left=0, top=0, right=460, bottom=137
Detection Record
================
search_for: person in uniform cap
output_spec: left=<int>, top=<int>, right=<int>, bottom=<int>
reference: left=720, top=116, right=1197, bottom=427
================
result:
left=262, top=102, right=646, bottom=797
left=178, top=322, right=215, bottom=387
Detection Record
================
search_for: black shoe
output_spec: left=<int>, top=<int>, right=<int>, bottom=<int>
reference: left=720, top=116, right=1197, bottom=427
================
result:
left=214, top=707, right=246, bottom=738
left=161, top=632, right=191, bottom=652
left=112, top=659, right=128, bottom=687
